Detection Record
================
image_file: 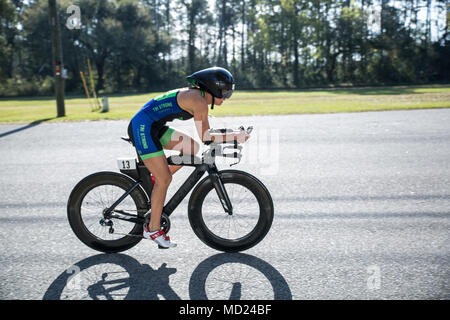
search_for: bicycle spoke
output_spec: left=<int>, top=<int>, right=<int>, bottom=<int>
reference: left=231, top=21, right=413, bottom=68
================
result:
left=80, top=184, right=137, bottom=241
left=201, top=182, right=260, bottom=241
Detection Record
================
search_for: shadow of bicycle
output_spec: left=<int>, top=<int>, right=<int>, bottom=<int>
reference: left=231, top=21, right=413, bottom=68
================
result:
left=43, top=253, right=292, bottom=300
left=189, top=253, right=292, bottom=300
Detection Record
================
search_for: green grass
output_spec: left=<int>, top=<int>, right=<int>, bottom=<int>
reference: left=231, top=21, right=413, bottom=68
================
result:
left=0, top=85, right=449, bottom=123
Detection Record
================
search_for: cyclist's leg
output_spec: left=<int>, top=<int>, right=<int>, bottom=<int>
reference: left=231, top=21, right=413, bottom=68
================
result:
left=130, top=115, right=172, bottom=232
left=159, top=128, right=200, bottom=175
left=141, top=155, right=171, bottom=232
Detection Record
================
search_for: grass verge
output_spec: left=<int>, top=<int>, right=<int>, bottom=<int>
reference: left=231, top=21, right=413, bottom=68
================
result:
left=0, top=85, right=449, bottom=123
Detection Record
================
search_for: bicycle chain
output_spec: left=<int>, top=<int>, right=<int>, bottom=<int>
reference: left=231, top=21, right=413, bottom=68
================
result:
left=109, top=231, right=144, bottom=239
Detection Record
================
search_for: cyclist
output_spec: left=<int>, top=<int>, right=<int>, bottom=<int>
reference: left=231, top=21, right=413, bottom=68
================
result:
left=128, top=67, right=250, bottom=248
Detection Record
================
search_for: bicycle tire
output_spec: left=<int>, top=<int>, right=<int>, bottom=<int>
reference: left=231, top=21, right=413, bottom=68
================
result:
left=188, top=170, right=274, bottom=252
left=67, top=171, right=148, bottom=253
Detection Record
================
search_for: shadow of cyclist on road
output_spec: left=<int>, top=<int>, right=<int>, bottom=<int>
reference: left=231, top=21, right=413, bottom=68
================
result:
left=43, top=254, right=180, bottom=300
left=44, top=252, right=291, bottom=300
left=86, top=263, right=178, bottom=300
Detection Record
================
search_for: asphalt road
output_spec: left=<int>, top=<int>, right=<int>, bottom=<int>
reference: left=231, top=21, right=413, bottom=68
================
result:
left=0, top=109, right=449, bottom=300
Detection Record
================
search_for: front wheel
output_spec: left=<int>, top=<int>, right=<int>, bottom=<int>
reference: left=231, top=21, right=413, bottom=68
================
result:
left=188, top=170, right=274, bottom=252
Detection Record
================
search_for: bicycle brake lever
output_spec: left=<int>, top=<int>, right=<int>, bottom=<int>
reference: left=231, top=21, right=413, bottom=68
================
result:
left=220, top=144, right=243, bottom=167
left=230, top=157, right=242, bottom=167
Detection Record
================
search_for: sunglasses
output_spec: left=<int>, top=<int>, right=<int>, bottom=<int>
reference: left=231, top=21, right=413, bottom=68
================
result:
left=222, top=83, right=235, bottom=99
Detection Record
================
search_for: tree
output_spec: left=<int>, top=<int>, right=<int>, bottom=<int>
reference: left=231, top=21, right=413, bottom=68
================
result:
left=0, top=0, right=19, bottom=79
left=1, top=0, right=449, bottom=97
left=180, top=0, right=210, bottom=74
left=334, top=2, right=368, bottom=82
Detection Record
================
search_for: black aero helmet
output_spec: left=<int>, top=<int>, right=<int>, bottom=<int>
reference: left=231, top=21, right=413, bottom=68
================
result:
left=186, top=67, right=235, bottom=100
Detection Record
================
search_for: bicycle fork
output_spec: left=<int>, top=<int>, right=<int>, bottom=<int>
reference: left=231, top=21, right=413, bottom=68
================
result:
left=208, top=164, right=233, bottom=215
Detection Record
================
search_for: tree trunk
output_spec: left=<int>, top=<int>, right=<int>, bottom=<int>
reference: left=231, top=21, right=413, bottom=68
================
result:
left=425, top=0, right=432, bottom=45
left=380, top=0, right=389, bottom=34
left=187, top=3, right=197, bottom=73
left=241, top=0, right=245, bottom=71
left=293, top=41, right=299, bottom=88
left=292, top=4, right=300, bottom=88
left=164, top=0, right=172, bottom=74
left=96, top=60, right=104, bottom=91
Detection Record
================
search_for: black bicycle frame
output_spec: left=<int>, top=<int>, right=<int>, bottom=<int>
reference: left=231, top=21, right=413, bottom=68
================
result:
left=105, top=155, right=233, bottom=224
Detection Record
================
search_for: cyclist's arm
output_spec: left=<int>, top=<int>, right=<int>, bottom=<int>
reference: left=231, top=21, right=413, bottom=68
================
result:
left=193, top=108, right=246, bottom=143
left=190, top=95, right=245, bottom=143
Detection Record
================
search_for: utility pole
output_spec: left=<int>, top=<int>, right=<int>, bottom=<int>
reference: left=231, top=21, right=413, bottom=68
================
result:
left=48, top=0, right=65, bottom=117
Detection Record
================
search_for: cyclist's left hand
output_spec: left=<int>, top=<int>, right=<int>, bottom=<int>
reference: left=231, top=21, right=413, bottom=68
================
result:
left=236, top=132, right=250, bottom=143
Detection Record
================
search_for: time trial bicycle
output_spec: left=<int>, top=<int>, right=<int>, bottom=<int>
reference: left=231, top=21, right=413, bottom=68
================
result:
left=67, top=126, right=274, bottom=253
